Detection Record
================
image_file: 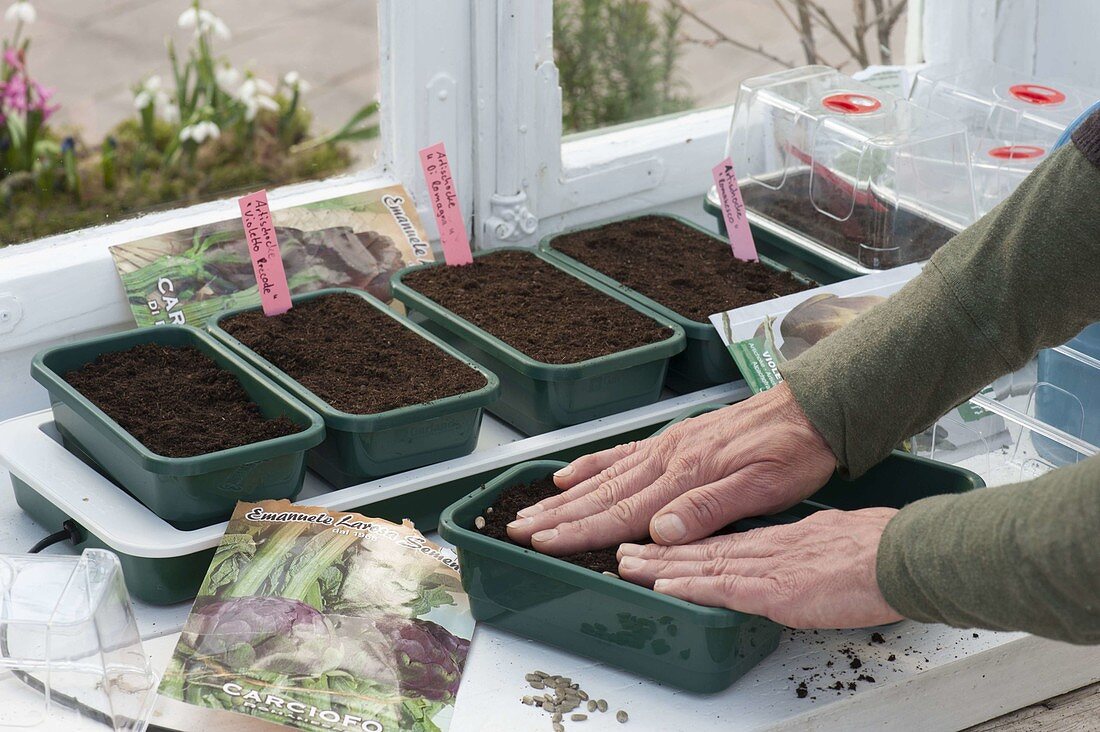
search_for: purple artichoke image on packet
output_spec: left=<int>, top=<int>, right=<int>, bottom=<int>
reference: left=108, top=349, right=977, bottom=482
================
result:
left=159, top=499, right=473, bottom=732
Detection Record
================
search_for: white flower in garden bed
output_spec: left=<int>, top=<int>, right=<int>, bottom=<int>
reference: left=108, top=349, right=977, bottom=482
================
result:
left=134, top=76, right=181, bottom=124
left=177, top=5, right=230, bottom=40
left=4, top=1, right=35, bottom=24
left=216, top=64, right=242, bottom=93
left=283, top=71, right=310, bottom=93
left=179, top=120, right=220, bottom=144
left=236, top=76, right=278, bottom=121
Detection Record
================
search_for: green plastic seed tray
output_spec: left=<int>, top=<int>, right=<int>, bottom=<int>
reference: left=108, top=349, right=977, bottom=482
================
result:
left=439, top=440, right=983, bottom=692
left=30, top=326, right=325, bottom=527
left=540, top=213, right=816, bottom=393
left=391, top=248, right=687, bottom=435
left=207, top=288, right=501, bottom=488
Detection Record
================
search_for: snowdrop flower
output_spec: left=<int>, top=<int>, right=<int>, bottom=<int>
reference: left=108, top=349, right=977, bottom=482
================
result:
left=215, top=64, right=242, bottom=92
left=160, top=101, right=180, bottom=124
left=282, top=71, right=310, bottom=93
left=4, top=1, right=35, bottom=24
left=177, top=6, right=230, bottom=40
left=179, top=120, right=220, bottom=144
left=236, top=76, right=278, bottom=120
left=133, top=76, right=166, bottom=110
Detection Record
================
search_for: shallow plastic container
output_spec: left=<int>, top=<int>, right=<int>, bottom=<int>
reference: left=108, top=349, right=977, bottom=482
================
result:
left=391, top=248, right=687, bottom=434
left=30, top=326, right=325, bottom=527
left=208, top=288, right=501, bottom=488
left=909, top=61, right=1100, bottom=215
left=540, top=214, right=815, bottom=393
left=727, top=65, right=974, bottom=271
left=0, top=549, right=157, bottom=731
left=439, top=446, right=983, bottom=692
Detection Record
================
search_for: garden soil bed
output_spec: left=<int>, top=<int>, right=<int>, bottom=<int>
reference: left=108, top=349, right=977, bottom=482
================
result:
left=550, top=215, right=812, bottom=322
left=401, top=250, right=674, bottom=364
left=739, top=171, right=959, bottom=266
left=64, top=344, right=300, bottom=458
left=220, top=292, right=488, bottom=414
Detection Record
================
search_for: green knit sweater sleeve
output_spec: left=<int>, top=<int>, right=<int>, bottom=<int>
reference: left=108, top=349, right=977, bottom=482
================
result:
left=777, top=111, right=1100, bottom=640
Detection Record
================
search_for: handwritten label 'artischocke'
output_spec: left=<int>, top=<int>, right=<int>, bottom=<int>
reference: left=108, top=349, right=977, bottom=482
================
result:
left=419, top=142, right=473, bottom=266
left=238, top=190, right=292, bottom=316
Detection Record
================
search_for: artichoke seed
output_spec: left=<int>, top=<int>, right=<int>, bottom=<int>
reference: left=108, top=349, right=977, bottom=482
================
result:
left=475, top=516, right=486, bottom=530
left=617, top=710, right=629, bottom=723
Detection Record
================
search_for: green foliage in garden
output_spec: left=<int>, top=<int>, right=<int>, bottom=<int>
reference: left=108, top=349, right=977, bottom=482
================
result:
left=554, top=0, right=693, bottom=133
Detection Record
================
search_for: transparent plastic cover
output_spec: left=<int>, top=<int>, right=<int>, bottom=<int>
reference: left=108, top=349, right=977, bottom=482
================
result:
left=0, top=549, right=156, bottom=731
left=910, top=61, right=1100, bottom=214
left=727, top=65, right=976, bottom=270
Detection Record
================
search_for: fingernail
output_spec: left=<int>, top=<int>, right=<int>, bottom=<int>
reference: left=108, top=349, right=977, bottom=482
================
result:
left=553, top=465, right=574, bottom=478
left=516, top=505, right=543, bottom=518
left=617, top=543, right=643, bottom=557
left=619, top=556, right=644, bottom=571
left=532, top=528, right=558, bottom=543
left=652, top=513, right=686, bottom=542
left=507, top=517, right=533, bottom=530
left=653, top=579, right=671, bottom=593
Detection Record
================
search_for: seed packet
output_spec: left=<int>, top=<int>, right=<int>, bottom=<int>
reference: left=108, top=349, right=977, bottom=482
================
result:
left=159, top=500, right=472, bottom=732
left=110, top=184, right=433, bottom=327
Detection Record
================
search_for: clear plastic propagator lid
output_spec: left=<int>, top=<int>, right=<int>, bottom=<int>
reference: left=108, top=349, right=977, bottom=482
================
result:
left=910, top=61, right=1100, bottom=215
left=726, top=65, right=976, bottom=270
left=0, top=549, right=157, bottom=731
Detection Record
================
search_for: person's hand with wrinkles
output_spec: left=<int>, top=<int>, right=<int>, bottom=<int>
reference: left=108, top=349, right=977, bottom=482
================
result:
left=615, top=507, right=903, bottom=628
left=506, top=382, right=837, bottom=556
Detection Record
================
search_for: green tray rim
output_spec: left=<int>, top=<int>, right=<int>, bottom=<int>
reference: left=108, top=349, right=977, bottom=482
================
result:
left=206, top=287, right=502, bottom=433
left=390, top=247, right=687, bottom=382
left=31, top=325, right=325, bottom=476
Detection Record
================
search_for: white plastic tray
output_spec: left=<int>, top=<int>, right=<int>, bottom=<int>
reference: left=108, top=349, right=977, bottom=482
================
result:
left=0, top=383, right=747, bottom=560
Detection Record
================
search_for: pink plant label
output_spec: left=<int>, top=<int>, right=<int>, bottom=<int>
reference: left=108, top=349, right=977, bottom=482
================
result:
left=712, top=157, right=758, bottom=262
left=419, top=142, right=473, bottom=266
left=238, top=190, right=292, bottom=316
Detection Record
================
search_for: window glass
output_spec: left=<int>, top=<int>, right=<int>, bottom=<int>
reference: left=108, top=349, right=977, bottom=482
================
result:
left=0, top=0, right=380, bottom=246
left=555, top=0, right=908, bottom=134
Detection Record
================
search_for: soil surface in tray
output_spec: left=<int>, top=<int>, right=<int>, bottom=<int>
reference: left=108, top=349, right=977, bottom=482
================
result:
left=739, top=171, right=959, bottom=267
left=477, top=477, right=620, bottom=573
left=220, top=292, right=488, bottom=414
left=401, top=250, right=674, bottom=364
left=551, top=215, right=812, bottom=322
left=64, top=344, right=300, bottom=458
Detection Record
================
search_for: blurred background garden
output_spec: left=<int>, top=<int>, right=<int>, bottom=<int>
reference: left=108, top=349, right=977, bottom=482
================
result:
left=2, top=0, right=905, bottom=245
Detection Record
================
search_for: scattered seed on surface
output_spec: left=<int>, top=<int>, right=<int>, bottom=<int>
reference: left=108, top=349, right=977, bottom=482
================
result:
left=597, top=699, right=608, bottom=713
left=552, top=713, right=561, bottom=722
left=522, top=696, right=534, bottom=705
left=525, top=673, right=542, bottom=683
left=587, top=700, right=597, bottom=712
left=553, top=724, right=564, bottom=732
left=578, top=690, right=589, bottom=701
left=602, top=571, right=620, bottom=578
left=475, top=516, right=486, bottom=530
left=486, top=506, right=494, bottom=514
left=531, top=680, right=545, bottom=689
left=616, top=710, right=629, bottom=723
left=572, top=713, right=588, bottom=721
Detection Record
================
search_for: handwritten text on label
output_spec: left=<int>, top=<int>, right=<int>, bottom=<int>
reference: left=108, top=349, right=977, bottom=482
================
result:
left=712, top=157, right=759, bottom=262
left=419, top=142, right=473, bottom=266
left=239, top=190, right=292, bottom=316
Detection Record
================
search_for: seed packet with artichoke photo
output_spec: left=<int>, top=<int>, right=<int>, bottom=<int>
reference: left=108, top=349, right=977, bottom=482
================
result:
left=110, top=184, right=433, bottom=327
left=159, top=500, right=473, bottom=732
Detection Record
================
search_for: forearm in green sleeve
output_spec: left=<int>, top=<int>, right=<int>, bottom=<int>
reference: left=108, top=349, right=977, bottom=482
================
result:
left=876, top=455, right=1100, bottom=643
left=780, top=124, right=1100, bottom=476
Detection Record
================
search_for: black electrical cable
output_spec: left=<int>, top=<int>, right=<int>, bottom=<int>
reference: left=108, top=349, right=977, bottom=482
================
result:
left=2, top=524, right=181, bottom=732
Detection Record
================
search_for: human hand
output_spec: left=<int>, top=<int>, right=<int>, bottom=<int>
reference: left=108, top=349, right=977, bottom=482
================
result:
left=506, top=381, right=837, bottom=555
left=617, top=507, right=903, bottom=628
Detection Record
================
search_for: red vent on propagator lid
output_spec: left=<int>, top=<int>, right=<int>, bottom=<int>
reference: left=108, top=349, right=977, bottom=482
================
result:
left=988, top=145, right=1046, bottom=160
left=821, top=92, right=882, bottom=114
left=1008, top=83, right=1066, bottom=105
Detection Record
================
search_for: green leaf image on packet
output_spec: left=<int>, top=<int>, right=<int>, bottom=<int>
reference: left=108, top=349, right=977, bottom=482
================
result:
left=159, top=500, right=473, bottom=732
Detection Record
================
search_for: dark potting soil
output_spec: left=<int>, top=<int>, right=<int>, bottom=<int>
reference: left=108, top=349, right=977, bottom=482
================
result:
left=64, top=343, right=301, bottom=458
left=739, top=171, right=959, bottom=268
left=220, top=292, right=488, bottom=414
left=400, top=250, right=674, bottom=364
left=476, top=477, right=621, bottom=574
left=550, top=215, right=812, bottom=322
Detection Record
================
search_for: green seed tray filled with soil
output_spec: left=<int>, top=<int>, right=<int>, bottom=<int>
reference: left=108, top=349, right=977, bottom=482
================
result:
left=208, top=289, right=500, bottom=488
left=31, top=326, right=324, bottom=527
left=391, top=248, right=686, bottom=435
left=439, top=411, right=984, bottom=693
left=541, top=214, right=814, bottom=392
